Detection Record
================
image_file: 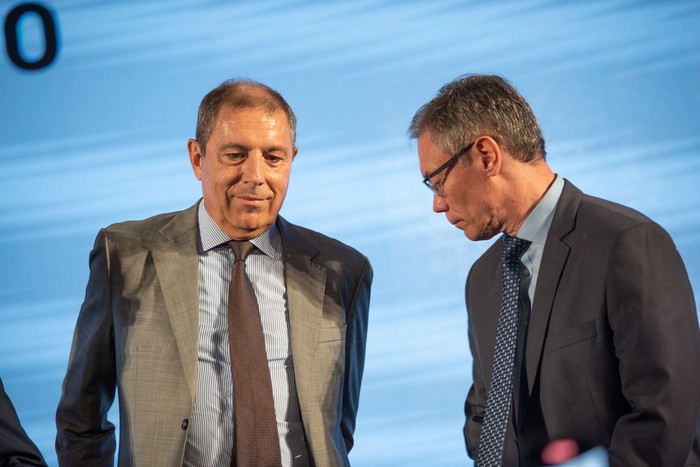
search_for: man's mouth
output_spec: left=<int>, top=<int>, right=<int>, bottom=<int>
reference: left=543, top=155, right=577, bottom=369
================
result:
left=233, top=192, right=270, bottom=203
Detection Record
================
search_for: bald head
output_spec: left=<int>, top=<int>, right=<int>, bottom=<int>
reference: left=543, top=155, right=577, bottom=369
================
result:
left=195, top=79, right=297, bottom=153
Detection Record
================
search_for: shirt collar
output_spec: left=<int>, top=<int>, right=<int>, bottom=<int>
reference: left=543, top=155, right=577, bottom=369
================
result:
left=516, top=175, right=564, bottom=245
left=197, top=200, right=282, bottom=260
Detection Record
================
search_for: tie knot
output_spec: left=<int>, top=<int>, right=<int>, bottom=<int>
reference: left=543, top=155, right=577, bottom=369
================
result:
left=229, top=240, right=255, bottom=262
left=502, top=235, right=531, bottom=262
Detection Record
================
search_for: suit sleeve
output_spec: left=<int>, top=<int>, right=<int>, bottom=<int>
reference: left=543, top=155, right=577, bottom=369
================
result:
left=606, top=222, right=700, bottom=466
left=0, top=378, right=48, bottom=466
left=55, top=229, right=117, bottom=467
left=464, top=267, right=487, bottom=460
left=340, top=256, right=373, bottom=452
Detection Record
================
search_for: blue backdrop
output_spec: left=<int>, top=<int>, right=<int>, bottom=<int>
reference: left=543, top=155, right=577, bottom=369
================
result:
left=1, top=1, right=699, bottom=465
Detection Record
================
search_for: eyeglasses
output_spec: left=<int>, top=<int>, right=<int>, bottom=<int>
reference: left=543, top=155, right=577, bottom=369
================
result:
left=422, top=142, right=474, bottom=196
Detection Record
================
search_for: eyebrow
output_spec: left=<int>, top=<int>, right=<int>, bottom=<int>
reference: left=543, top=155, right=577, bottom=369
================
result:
left=218, top=143, right=290, bottom=154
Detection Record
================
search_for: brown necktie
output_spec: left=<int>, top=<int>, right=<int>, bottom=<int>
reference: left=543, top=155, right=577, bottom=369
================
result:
left=228, top=240, right=282, bottom=467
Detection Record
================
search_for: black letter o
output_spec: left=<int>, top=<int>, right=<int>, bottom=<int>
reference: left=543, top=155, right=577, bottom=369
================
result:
left=5, top=3, right=59, bottom=70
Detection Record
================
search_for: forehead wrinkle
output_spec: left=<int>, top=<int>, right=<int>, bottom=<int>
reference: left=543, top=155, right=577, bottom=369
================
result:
left=217, top=142, right=252, bottom=151
left=214, top=107, right=293, bottom=147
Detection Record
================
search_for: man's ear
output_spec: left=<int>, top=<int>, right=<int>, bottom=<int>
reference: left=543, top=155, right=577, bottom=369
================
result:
left=474, top=136, right=502, bottom=177
left=188, top=139, right=203, bottom=180
left=292, top=146, right=299, bottom=160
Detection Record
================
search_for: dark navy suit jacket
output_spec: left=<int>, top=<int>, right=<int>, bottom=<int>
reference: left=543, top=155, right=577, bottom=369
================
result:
left=0, top=378, right=47, bottom=466
left=464, top=181, right=700, bottom=466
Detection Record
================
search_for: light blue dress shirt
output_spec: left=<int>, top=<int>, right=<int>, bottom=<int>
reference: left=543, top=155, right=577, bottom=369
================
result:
left=516, top=175, right=565, bottom=305
left=183, top=201, right=310, bottom=467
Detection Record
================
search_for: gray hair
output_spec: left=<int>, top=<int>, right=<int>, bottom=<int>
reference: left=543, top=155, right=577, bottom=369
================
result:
left=195, top=78, right=297, bottom=152
left=408, top=74, right=546, bottom=162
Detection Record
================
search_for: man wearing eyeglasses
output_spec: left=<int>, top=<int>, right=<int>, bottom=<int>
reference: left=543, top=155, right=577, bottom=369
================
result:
left=409, top=74, right=700, bottom=466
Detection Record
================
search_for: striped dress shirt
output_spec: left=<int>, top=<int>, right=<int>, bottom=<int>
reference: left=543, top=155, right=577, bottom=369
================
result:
left=182, top=202, right=310, bottom=467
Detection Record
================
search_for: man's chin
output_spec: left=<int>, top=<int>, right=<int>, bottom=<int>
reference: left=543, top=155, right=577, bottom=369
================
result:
left=463, top=228, right=497, bottom=242
left=464, top=230, right=480, bottom=241
left=223, top=216, right=276, bottom=240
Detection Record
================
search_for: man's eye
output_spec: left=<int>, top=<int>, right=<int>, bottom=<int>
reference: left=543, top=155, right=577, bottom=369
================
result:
left=265, top=154, right=283, bottom=163
left=225, top=153, right=245, bottom=161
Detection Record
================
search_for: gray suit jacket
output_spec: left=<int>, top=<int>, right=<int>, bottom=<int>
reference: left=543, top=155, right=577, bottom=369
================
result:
left=56, top=202, right=373, bottom=467
left=465, top=181, right=700, bottom=466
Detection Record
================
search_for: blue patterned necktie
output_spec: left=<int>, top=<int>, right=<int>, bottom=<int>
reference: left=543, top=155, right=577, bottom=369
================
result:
left=477, top=235, right=532, bottom=466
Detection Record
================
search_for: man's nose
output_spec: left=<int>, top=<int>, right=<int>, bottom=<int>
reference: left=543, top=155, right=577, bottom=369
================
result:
left=433, top=194, right=447, bottom=213
left=241, top=154, right=264, bottom=183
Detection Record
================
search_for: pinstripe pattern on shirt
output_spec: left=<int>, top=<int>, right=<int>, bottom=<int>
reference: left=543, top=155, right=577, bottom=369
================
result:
left=182, top=203, right=309, bottom=467
left=56, top=199, right=372, bottom=466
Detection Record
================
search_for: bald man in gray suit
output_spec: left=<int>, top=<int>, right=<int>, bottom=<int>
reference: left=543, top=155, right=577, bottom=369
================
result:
left=56, top=80, right=372, bottom=467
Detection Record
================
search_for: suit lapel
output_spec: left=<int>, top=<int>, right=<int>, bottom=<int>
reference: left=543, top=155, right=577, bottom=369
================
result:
left=151, top=203, right=200, bottom=399
left=277, top=217, right=327, bottom=414
left=525, top=181, right=581, bottom=394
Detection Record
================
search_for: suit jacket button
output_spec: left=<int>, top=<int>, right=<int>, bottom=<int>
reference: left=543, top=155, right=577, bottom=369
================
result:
left=181, top=419, right=189, bottom=430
